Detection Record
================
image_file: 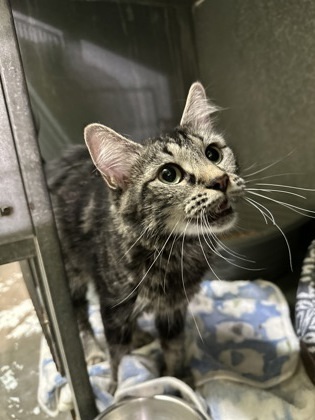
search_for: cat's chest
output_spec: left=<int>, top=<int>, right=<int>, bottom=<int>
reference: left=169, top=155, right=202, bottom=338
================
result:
left=110, top=237, right=211, bottom=313
left=133, top=244, right=208, bottom=313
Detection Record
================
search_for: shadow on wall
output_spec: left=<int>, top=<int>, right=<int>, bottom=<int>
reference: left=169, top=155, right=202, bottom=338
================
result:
left=193, top=0, right=315, bottom=192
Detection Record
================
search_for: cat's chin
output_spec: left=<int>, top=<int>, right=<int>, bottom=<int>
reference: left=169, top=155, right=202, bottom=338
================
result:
left=169, top=210, right=237, bottom=236
left=188, top=213, right=237, bottom=236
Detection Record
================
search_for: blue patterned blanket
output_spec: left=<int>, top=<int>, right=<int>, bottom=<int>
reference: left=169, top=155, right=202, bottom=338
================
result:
left=38, top=279, right=315, bottom=419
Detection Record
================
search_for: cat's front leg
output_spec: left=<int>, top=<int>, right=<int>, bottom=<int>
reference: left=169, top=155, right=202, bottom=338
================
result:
left=100, top=297, right=136, bottom=393
left=72, top=288, right=106, bottom=365
left=156, top=306, right=187, bottom=379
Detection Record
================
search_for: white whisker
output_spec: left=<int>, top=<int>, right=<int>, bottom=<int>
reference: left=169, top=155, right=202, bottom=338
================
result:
left=245, top=172, right=304, bottom=184
left=201, top=215, right=233, bottom=260
left=201, top=217, right=261, bottom=271
left=211, top=232, right=255, bottom=263
left=113, top=223, right=178, bottom=307
left=243, top=150, right=295, bottom=179
left=256, top=182, right=315, bottom=192
left=181, top=222, right=190, bottom=300
left=201, top=213, right=255, bottom=263
left=180, top=220, right=204, bottom=342
left=242, top=162, right=258, bottom=173
left=247, top=191, right=315, bottom=217
left=163, top=230, right=180, bottom=293
left=245, top=197, right=268, bottom=224
left=246, top=187, right=306, bottom=200
left=196, top=216, right=221, bottom=281
left=208, top=232, right=260, bottom=272
left=188, top=305, right=204, bottom=343
left=118, top=226, right=149, bottom=262
left=245, top=197, right=275, bottom=224
left=244, top=197, right=293, bottom=271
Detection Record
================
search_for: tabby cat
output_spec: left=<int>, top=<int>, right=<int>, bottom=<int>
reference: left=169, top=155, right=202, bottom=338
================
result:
left=47, top=82, right=245, bottom=389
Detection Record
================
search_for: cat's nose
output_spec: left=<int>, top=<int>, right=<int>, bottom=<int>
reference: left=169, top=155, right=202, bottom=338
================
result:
left=207, top=174, right=229, bottom=192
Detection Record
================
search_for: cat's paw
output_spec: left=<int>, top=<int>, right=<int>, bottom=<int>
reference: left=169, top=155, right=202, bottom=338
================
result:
left=81, top=331, right=106, bottom=365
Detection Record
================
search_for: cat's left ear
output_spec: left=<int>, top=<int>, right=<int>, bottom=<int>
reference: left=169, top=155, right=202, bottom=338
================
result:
left=180, top=82, right=217, bottom=134
left=84, top=123, right=143, bottom=190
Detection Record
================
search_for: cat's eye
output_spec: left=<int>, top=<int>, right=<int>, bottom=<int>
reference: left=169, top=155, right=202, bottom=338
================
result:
left=205, top=145, right=222, bottom=164
left=158, top=164, right=183, bottom=184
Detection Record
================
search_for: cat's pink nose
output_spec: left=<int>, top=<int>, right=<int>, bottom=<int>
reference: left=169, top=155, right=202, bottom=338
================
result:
left=207, top=174, right=229, bottom=193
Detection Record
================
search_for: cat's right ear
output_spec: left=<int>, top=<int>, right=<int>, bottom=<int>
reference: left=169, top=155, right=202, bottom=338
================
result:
left=180, top=82, right=218, bottom=135
left=84, top=123, right=143, bottom=190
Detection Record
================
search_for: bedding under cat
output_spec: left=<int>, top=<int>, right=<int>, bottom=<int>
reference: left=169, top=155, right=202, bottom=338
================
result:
left=47, top=82, right=245, bottom=390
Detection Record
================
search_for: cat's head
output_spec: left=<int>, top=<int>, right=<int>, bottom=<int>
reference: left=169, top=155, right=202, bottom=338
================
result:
left=84, top=82, right=245, bottom=237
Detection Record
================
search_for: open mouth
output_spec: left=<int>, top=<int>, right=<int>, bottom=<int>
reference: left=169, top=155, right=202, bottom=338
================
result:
left=187, top=198, right=234, bottom=224
left=181, top=197, right=237, bottom=235
left=217, top=198, right=230, bottom=212
left=178, top=198, right=237, bottom=236
left=206, top=199, right=234, bottom=223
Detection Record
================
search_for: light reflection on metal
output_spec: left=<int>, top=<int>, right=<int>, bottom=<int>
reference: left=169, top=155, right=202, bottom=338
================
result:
left=13, top=11, right=65, bottom=46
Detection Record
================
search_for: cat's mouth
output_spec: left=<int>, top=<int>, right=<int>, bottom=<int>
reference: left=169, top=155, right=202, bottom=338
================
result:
left=170, top=197, right=237, bottom=236
left=182, top=200, right=236, bottom=236
left=177, top=195, right=239, bottom=235
left=187, top=197, right=235, bottom=228
left=217, top=198, right=231, bottom=212
left=206, top=198, right=234, bottom=223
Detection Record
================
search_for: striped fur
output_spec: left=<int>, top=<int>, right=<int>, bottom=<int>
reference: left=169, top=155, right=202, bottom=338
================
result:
left=47, top=82, right=245, bottom=388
